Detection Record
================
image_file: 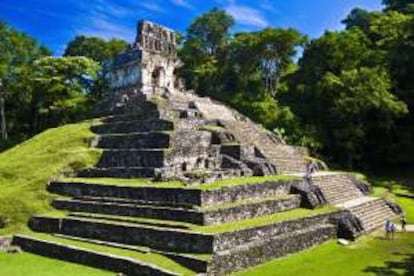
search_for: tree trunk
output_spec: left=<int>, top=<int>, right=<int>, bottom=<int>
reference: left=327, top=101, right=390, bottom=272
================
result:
left=0, top=80, right=8, bottom=141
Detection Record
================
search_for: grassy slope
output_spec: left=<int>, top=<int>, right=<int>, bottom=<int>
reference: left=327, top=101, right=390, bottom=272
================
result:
left=235, top=232, right=414, bottom=276
left=0, top=252, right=112, bottom=276
left=0, top=121, right=101, bottom=234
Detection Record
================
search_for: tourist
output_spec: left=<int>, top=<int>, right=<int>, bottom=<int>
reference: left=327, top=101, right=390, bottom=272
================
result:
left=401, top=215, right=407, bottom=232
left=385, top=219, right=392, bottom=239
left=391, top=221, right=396, bottom=239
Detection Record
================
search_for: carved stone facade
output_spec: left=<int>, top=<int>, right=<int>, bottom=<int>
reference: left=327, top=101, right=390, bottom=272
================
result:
left=104, top=20, right=182, bottom=108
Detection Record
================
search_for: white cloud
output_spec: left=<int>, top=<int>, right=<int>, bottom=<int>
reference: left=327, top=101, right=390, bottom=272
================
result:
left=78, top=17, right=135, bottom=41
left=139, top=2, right=165, bottom=13
left=225, top=4, right=269, bottom=28
left=171, top=0, right=193, bottom=10
left=259, top=0, right=279, bottom=13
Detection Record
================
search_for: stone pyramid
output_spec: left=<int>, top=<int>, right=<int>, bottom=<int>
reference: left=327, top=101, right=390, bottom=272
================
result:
left=11, top=20, right=402, bottom=276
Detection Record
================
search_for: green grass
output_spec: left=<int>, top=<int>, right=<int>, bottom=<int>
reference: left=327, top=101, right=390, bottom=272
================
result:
left=235, top=232, right=414, bottom=276
left=0, top=252, right=112, bottom=276
left=0, top=120, right=102, bottom=234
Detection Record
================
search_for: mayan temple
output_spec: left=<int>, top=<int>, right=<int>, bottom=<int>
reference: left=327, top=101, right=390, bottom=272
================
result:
left=12, top=20, right=401, bottom=275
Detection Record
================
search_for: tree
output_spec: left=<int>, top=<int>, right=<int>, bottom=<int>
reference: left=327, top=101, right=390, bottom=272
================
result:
left=27, top=56, right=101, bottom=133
left=342, top=8, right=379, bottom=31
left=318, top=68, right=407, bottom=168
left=0, top=21, right=50, bottom=145
left=231, top=29, right=306, bottom=96
left=186, top=8, right=235, bottom=56
left=64, top=36, right=128, bottom=63
left=383, top=0, right=414, bottom=12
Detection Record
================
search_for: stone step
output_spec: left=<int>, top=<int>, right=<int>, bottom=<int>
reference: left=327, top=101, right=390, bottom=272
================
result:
left=47, top=179, right=293, bottom=208
left=96, top=132, right=171, bottom=149
left=350, top=199, right=389, bottom=212
left=28, top=215, right=214, bottom=254
left=12, top=234, right=188, bottom=276
left=96, top=149, right=166, bottom=168
left=103, top=112, right=161, bottom=123
left=349, top=198, right=397, bottom=232
left=92, top=119, right=174, bottom=134
left=359, top=213, right=393, bottom=229
left=78, top=167, right=158, bottom=178
left=209, top=224, right=336, bottom=275
left=353, top=205, right=393, bottom=218
left=51, top=234, right=211, bottom=273
left=52, top=194, right=301, bottom=226
left=310, top=174, right=364, bottom=204
left=324, top=191, right=362, bottom=203
left=52, top=198, right=204, bottom=225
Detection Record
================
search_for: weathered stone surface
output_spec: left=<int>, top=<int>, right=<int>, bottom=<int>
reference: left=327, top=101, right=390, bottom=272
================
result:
left=97, top=149, right=166, bottom=168
left=213, top=211, right=340, bottom=252
left=290, top=180, right=327, bottom=209
left=48, top=180, right=295, bottom=208
left=310, top=173, right=364, bottom=204
left=47, top=182, right=203, bottom=207
left=78, top=167, right=157, bottom=178
left=95, top=132, right=170, bottom=149
left=92, top=119, right=174, bottom=134
left=209, top=224, right=336, bottom=275
left=52, top=195, right=301, bottom=226
left=203, top=195, right=301, bottom=225
left=28, top=216, right=214, bottom=253
left=12, top=235, right=178, bottom=276
left=200, top=181, right=292, bottom=206
left=52, top=198, right=205, bottom=225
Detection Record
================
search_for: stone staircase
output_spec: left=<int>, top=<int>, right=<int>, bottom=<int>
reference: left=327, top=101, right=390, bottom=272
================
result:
left=13, top=178, right=342, bottom=275
left=345, top=197, right=397, bottom=233
left=310, top=173, right=364, bottom=205
left=307, top=172, right=399, bottom=237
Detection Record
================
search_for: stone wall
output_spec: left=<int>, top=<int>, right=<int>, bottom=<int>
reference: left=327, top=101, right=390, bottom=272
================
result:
left=209, top=224, right=336, bottom=275
left=203, top=195, right=301, bottom=225
left=29, top=216, right=214, bottom=253
left=201, top=181, right=292, bottom=206
left=12, top=235, right=177, bottom=276
left=213, top=211, right=340, bottom=251
left=48, top=180, right=294, bottom=208
left=47, top=182, right=203, bottom=207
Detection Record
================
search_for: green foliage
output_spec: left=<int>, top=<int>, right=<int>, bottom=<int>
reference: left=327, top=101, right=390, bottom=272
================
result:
left=25, top=56, right=101, bottom=132
left=186, top=8, right=235, bottom=56
left=64, top=35, right=128, bottom=63
left=0, top=21, right=51, bottom=148
left=383, top=0, right=414, bottom=12
left=283, top=6, right=414, bottom=168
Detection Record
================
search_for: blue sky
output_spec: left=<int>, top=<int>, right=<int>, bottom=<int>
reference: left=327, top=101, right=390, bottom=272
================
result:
left=0, top=0, right=383, bottom=55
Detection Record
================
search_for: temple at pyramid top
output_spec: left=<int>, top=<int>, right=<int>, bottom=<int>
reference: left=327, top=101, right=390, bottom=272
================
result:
left=104, top=20, right=183, bottom=98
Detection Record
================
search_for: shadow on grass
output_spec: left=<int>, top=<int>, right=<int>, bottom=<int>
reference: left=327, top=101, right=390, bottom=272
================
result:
left=363, top=250, right=414, bottom=276
left=395, top=193, right=414, bottom=199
